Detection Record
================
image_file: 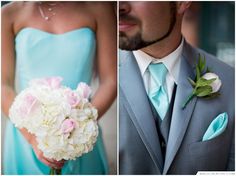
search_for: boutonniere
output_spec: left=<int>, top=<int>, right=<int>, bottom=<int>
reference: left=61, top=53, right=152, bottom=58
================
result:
left=182, top=54, right=222, bottom=109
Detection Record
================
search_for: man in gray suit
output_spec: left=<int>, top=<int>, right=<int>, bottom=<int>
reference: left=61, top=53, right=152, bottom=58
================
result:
left=119, top=2, right=235, bottom=174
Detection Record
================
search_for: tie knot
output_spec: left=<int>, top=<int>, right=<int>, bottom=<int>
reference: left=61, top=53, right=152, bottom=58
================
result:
left=148, top=63, right=168, bottom=86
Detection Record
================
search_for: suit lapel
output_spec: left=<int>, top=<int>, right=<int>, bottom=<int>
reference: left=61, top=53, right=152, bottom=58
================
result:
left=163, top=42, right=198, bottom=174
left=119, top=51, right=163, bottom=173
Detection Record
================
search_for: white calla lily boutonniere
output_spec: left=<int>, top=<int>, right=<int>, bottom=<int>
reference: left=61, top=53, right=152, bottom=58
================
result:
left=182, top=54, right=222, bottom=109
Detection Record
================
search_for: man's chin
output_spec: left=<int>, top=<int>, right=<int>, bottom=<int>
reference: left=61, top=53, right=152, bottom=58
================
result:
left=119, top=34, right=136, bottom=50
left=119, top=43, right=141, bottom=51
left=119, top=38, right=144, bottom=51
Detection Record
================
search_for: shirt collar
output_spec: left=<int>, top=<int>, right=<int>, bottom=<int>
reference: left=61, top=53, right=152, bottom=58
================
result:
left=133, top=38, right=184, bottom=84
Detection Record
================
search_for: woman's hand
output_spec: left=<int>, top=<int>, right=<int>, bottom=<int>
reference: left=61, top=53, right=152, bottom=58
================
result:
left=32, top=145, right=65, bottom=169
left=20, top=128, right=65, bottom=169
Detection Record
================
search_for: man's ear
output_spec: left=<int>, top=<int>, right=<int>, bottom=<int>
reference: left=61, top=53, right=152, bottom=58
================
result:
left=177, top=2, right=192, bottom=14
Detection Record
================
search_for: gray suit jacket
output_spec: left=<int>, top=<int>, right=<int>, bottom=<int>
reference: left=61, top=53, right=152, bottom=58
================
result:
left=119, top=41, right=235, bottom=174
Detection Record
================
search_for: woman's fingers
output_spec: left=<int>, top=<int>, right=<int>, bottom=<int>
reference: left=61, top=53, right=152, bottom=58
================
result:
left=50, top=158, right=65, bottom=164
left=42, top=156, right=65, bottom=169
left=36, top=149, right=64, bottom=168
left=41, top=157, right=64, bottom=169
left=31, top=135, right=65, bottom=168
left=41, top=157, right=58, bottom=168
left=46, top=158, right=65, bottom=166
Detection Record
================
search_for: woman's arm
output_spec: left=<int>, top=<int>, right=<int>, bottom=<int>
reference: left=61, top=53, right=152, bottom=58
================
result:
left=1, top=3, right=17, bottom=117
left=1, top=3, right=64, bottom=169
left=90, top=2, right=117, bottom=119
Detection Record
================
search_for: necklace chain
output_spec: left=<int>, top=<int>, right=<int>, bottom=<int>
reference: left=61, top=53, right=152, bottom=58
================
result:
left=38, top=2, right=58, bottom=21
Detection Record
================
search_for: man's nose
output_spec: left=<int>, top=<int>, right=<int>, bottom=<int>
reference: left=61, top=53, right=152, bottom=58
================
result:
left=119, top=2, right=131, bottom=16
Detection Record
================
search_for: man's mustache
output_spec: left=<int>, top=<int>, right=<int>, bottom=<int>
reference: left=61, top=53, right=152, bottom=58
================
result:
left=119, top=14, right=140, bottom=24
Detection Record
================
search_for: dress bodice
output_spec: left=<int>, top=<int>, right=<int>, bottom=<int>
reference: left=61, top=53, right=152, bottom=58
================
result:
left=15, top=27, right=96, bottom=92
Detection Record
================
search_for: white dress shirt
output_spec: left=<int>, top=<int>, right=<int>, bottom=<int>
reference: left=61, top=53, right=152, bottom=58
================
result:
left=133, top=39, right=184, bottom=102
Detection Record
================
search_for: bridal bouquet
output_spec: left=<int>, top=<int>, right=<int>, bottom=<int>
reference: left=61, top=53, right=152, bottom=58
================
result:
left=9, top=77, right=98, bottom=174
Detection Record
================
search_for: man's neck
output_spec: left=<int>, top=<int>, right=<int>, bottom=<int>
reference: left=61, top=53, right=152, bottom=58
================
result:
left=141, top=30, right=182, bottom=59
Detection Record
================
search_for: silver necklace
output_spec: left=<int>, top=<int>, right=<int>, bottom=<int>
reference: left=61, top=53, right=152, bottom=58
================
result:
left=38, top=2, right=58, bottom=21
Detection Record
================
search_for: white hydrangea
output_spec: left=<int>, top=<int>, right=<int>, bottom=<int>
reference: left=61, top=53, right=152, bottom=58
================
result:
left=9, top=77, right=98, bottom=161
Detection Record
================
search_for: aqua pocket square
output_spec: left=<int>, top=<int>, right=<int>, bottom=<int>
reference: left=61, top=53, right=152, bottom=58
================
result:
left=202, top=112, right=228, bottom=141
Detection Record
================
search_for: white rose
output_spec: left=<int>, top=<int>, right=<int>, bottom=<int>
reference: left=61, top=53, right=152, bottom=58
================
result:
left=202, top=72, right=222, bottom=93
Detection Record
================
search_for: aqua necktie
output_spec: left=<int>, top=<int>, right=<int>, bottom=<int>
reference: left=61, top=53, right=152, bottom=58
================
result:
left=148, top=63, right=169, bottom=120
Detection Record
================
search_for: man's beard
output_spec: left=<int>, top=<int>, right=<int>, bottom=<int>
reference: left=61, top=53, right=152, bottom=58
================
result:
left=119, top=3, right=176, bottom=51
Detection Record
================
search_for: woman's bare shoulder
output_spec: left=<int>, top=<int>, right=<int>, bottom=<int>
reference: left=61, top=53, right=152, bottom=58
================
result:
left=2, top=2, right=25, bottom=15
left=2, top=2, right=25, bottom=21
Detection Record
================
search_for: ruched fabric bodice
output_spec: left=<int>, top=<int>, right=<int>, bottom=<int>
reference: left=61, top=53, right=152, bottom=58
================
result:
left=4, top=27, right=108, bottom=175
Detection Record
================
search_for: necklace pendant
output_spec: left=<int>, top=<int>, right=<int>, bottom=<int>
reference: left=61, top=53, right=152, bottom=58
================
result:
left=38, top=2, right=58, bottom=21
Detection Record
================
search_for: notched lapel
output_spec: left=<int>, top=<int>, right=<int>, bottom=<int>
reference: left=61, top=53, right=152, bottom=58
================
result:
left=119, top=50, right=163, bottom=173
left=163, top=42, right=198, bottom=174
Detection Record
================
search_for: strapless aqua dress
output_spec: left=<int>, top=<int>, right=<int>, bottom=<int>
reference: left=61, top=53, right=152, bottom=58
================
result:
left=4, top=27, right=109, bottom=174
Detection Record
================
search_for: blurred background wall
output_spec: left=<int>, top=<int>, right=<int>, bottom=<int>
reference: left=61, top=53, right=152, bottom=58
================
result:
left=182, top=1, right=235, bottom=67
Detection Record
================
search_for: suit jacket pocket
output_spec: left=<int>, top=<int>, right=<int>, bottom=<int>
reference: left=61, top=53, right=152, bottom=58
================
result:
left=188, top=127, right=230, bottom=172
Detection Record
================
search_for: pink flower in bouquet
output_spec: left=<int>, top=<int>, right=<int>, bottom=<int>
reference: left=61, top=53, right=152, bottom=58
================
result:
left=30, top=77, right=63, bottom=89
left=19, top=93, right=38, bottom=117
left=61, top=118, right=77, bottom=134
left=66, top=90, right=80, bottom=107
left=45, top=77, right=63, bottom=89
left=77, top=82, right=92, bottom=99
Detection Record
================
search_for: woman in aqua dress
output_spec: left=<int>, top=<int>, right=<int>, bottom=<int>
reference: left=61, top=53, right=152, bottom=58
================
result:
left=2, top=2, right=117, bottom=174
